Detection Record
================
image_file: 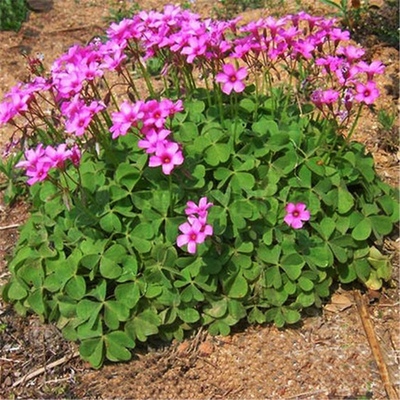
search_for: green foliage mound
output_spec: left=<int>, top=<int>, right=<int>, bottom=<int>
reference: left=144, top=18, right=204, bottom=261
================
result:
left=1, top=5, right=398, bottom=369
left=4, top=90, right=398, bottom=368
left=0, top=0, right=28, bottom=32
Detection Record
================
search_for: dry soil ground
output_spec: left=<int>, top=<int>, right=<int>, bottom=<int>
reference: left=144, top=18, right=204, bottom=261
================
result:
left=0, top=1, right=399, bottom=399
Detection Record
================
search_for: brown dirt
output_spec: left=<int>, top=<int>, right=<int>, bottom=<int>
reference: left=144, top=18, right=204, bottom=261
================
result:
left=0, top=1, right=399, bottom=399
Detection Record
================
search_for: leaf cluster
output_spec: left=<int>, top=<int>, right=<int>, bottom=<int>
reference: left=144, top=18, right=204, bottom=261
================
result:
left=0, top=0, right=28, bottom=32
left=3, top=88, right=398, bottom=368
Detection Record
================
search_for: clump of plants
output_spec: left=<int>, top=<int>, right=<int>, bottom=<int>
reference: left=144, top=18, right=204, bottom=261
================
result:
left=319, top=0, right=399, bottom=47
left=0, top=0, right=28, bottom=32
left=1, top=5, right=398, bottom=368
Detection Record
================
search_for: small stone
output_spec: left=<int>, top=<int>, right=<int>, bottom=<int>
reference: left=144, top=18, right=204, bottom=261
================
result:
left=26, top=0, right=54, bottom=12
left=198, top=341, right=214, bottom=357
left=4, top=376, right=12, bottom=386
left=177, top=341, right=190, bottom=355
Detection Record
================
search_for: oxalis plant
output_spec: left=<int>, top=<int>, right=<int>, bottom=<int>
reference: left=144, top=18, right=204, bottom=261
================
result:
left=1, top=5, right=398, bottom=368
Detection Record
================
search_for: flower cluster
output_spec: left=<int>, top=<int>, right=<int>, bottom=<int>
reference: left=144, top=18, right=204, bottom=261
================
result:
left=0, top=5, right=384, bottom=252
left=0, top=5, right=384, bottom=138
left=177, top=197, right=213, bottom=254
left=111, top=98, right=184, bottom=174
left=15, top=143, right=81, bottom=186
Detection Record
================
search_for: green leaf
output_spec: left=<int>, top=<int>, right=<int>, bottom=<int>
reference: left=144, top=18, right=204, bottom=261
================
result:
left=27, top=289, right=46, bottom=315
left=225, top=272, right=248, bottom=299
left=280, top=253, right=304, bottom=280
left=265, top=265, right=282, bottom=289
left=208, top=320, right=230, bottom=336
left=205, top=143, right=231, bottom=166
left=77, top=315, right=103, bottom=339
left=263, top=288, right=288, bottom=307
left=267, top=308, right=285, bottom=327
left=296, top=291, right=315, bottom=307
left=204, top=298, right=228, bottom=318
left=369, top=215, right=393, bottom=237
left=298, top=277, right=314, bottom=292
left=353, top=259, right=371, bottom=282
left=229, top=200, right=253, bottom=230
left=273, top=150, right=298, bottom=175
left=104, top=300, right=130, bottom=330
left=365, top=270, right=383, bottom=291
left=337, top=186, right=354, bottom=214
left=87, top=279, right=107, bottom=302
left=79, top=337, right=104, bottom=369
left=352, top=218, right=372, bottom=241
left=267, top=132, right=290, bottom=151
left=257, top=244, right=280, bottom=265
left=306, top=157, right=325, bottom=176
left=177, top=308, right=200, bottom=323
left=227, top=299, right=246, bottom=321
left=231, top=172, right=255, bottom=191
left=115, top=283, right=140, bottom=308
left=151, top=190, right=170, bottom=215
left=105, top=331, right=135, bottom=362
left=7, top=280, right=28, bottom=300
left=337, top=263, right=357, bottom=284
left=189, top=164, right=206, bottom=188
left=65, top=276, right=86, bottom=300
left=125, top=310, right=161, bottom=342
left=179, top=121, right=199, bottom=141
left=248, top=307, right=266, bottom=324
left=377, top=195, right=394, bottom=215
left=319, top=217, right=336, bottom=240
left=297, top=164, right=312, bottom=188
left=306, top=244, right=333, bottom=268
left=100, top=212, right=122, bottom=233
left=329, top=243, right=348, bottom=263
left=115, top=162, right=141, bottom=191
left=282, top=308, right=301, bottom=324
left=239, top=98, right=255, bottom=113
left=76, top=299, right=102, bottom=323
left=99, top=244, right=126, bottom=279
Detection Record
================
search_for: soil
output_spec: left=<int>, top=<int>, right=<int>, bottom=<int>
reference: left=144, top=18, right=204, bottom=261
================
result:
left=0, top=1, right=399, bottom=399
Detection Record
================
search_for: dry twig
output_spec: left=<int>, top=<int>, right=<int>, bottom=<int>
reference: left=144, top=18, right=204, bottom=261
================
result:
left=12, top=351, right=79, bottom=388
left=354, top=290, right=399, bottom=400
left=0, top=223, right=21, bottom=231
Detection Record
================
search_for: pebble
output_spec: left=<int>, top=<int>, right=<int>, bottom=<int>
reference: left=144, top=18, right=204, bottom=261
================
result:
left=26, top=0, right=54, bottom=12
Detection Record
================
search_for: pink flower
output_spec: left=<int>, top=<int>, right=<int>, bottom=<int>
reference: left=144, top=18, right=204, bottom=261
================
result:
left=138, top=128, right=170, bottom=154
left=148, top=141, right=184, bottom=175
left=356, top=60, right=385, bottom=80
left=25, top=160, right=52, bottom=185
left=177, top=216, right=213, bottom=254
left=336, top=45, right=365, bottom=63
left=141, top=99, right=174, bottom=129
left=310, top=89, right=339, bottom=109
left=354, top=81, right=379, bottom=105
left=284, top=203, right=310, bottom=229
left=15, top=144, right=46, bottom=171
left=99, top=40, right=127, bottom=71
left=181, top=35, right=208, bottom=63
left=215, top=63, right=248, bottom=95
left=110, top=100, right=144, bottom=139
left=45, top=144, right=71, bottom=169
left=64, top=99, right=104, bottom=137
left=15, top=144, right=52, bottom=186
left=69, top=145, right=81, bottom=166
left=185, top=197, right=213, bottom=218
left=328, top=28, right=350, bottom=45
left=16, top=143, right=81, bottom=185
